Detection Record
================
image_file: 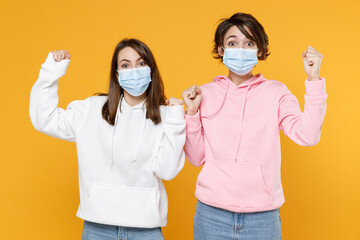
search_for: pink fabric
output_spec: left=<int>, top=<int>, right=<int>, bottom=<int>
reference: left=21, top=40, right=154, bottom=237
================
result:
left=184, top=74, right=327, bottom=212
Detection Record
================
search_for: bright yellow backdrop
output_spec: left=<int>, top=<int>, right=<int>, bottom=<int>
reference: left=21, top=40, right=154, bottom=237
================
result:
left=1, top=0, right=359, bottom=239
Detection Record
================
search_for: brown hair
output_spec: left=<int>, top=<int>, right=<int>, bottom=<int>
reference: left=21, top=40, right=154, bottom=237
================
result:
left=97, top=38, right=166, bottom=126
left=213, top=13, right=270, bottom=61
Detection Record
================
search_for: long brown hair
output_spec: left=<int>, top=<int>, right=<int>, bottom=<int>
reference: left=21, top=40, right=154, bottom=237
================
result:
left=98, top=38, right=166, bottom=126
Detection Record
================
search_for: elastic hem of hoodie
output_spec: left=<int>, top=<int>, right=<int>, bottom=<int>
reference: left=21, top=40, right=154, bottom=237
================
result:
left=76, top=213, right=167, bottom=228
left=195, top=194, right=284, bottom=213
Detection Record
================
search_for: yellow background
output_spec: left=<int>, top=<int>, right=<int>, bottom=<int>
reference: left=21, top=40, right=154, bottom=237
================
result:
left=1, top=0, right=359, bottom=239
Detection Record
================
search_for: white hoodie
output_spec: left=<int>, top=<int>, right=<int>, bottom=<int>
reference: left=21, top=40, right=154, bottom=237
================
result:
left=29, top=52, right=186, bottom=228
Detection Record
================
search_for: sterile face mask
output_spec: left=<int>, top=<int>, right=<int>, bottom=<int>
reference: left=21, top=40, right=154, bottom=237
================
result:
left=222, top=47, right=258, bottom=76
left=117, top=66, right=152, bottom=97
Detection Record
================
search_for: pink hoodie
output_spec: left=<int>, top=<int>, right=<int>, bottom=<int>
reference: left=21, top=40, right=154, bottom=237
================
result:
left=184, top=73, right=327, bottom=212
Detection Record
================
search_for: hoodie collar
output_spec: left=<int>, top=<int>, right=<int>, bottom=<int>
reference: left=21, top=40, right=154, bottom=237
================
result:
left=120, top=96, right=147, bottom=110
left=214, top=73, right=266, bottom=92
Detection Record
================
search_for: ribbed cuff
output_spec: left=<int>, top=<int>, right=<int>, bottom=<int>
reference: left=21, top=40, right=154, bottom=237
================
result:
left=184, top=110, right=201, bottom=130
left=42, top=52, right=71, bottom=76
left=165, top=105, right=185, bottom=120
left=305, top=78, right=326, bottom=96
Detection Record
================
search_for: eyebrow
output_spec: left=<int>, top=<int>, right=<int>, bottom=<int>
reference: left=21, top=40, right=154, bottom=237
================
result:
left=225, top=35, right=255, bottom=42
left=119, top=57, right=143, bottom=64
left=226, top=35, right=239, bottom=41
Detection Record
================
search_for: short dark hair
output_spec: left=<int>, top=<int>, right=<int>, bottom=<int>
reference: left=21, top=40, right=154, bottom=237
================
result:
left=213, top=13, right=270, bottom=61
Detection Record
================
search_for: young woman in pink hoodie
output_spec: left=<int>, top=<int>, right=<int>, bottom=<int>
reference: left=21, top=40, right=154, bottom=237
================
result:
left=182, top=13, right=327, bottom=239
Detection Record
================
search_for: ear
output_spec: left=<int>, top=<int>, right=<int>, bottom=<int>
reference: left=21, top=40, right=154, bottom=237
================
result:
left=257, top=49, right=263, bottom=58
left=218, top=45, right=224, bottom=57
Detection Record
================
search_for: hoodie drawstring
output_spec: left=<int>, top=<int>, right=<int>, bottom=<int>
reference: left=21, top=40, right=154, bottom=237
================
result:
left=234, top=85, right=251, bottom=162
left=200, top=78, right=253, bottom=162
left=110, top=107, right=120, bottom=167
left=110, top=97, right=147, bottom=167
left=132, top=113, right=147, bottom=162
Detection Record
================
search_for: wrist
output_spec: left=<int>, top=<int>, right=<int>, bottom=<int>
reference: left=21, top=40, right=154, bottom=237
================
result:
left=308, top=74, right=321, bottom=81
left=186, top=108, right=198, bottom=116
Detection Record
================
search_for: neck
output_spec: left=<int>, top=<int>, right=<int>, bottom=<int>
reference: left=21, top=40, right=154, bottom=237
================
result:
left=123, top=91, right=146, bottom=107
left=228, top=70, right=254, bottom=86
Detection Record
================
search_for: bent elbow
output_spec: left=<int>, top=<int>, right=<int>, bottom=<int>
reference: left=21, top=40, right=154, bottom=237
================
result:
left=30, top=113, right=41, bottom=132
left=186, top=156, right=204, bottom=167
left=184, top=151, right=204, bottom=167
left=160, top=172, right=177, bottom=181
left=156, top=167, right=181, bottom=181
left=301, top=134, right=321, bottom=147
left=308, top=136, right=321, bottom=146
left=30, top=112, right=46, bottom=132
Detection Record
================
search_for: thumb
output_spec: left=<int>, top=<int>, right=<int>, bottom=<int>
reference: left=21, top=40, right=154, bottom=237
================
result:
left=64, top=51, right=71, bottom=60
left=302, top=51, right=311, bottom=67
left=302, top=51, right=307, bottom=59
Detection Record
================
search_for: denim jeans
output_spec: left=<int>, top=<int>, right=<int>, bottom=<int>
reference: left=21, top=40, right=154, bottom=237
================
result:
left=193, top=200, right=282, bottom=240
left=81, top=220, right=164, bottom=240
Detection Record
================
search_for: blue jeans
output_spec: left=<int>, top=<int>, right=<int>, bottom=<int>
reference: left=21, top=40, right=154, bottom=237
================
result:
left=193, top=200, right=282, bottom=240
left=81, top=221, right=164, bottom=240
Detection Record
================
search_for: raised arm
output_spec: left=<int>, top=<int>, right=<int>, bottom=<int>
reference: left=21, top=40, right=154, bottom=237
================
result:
left=29, top=51, right=89, bottom=141
left=279, top=46, right=327, bottom=146
left=182, top=85, right=205, bottom=167
left=153, top=98, right=186, bottom=180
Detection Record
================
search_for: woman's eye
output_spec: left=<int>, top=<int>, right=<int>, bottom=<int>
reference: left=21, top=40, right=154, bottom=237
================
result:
left=229, top=41, right=236, bottom=46
left=247, top=42, right=254, bottom=46
left=121, top=64, right=129, bottom=68
left=139, top=62, right=146, bottom=67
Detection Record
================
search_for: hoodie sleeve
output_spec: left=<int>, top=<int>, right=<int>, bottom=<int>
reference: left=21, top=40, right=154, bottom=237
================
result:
left=152, top=105, right=186, bottom=181
left=184, top=111, right=205, bottom=167
left=279, top=78, right=327, bottom=146
left=29, top=52, right=89, bottom=142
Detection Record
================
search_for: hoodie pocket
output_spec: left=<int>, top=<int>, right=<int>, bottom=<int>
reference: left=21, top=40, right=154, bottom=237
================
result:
left=196, top=160, right=272, bottom=210
left=83, top=183, right=161, bottom=227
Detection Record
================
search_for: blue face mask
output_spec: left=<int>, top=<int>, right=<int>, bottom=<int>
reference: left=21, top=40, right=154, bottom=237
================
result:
left=117, top=66, right=152, bottom=96
left=222, top=48, right=258, bottom=76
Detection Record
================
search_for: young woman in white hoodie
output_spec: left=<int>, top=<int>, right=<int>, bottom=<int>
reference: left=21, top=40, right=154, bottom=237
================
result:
left=29, top=38, right=186, bottom=240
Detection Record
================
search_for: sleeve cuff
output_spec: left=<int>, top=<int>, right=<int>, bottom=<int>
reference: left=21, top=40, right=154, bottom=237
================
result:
left=184, top=110, right=201, bottom=130
left=165, top=105, right=185, bottom=121
left=305, top=77, right=326, bottom=96
left=42, top=52, right=71, bottom=76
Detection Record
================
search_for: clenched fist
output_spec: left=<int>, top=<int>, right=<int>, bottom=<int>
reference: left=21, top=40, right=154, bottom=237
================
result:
left=51, top=50, right=71, bottom=62
left=165, top=97, right=183, bottom=106
left=182, top=85, right=202, bottom=116
left=302, top=46, right=323, bottom=81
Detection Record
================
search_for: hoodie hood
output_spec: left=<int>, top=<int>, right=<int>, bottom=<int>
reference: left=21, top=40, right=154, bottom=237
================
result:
left=200, top=73, right=267, bottom=162
left=119, top=95, right=147, bottom=110
left=201, top=73, right=266, bottom=119
left=214, top=73, right=266, bottom=90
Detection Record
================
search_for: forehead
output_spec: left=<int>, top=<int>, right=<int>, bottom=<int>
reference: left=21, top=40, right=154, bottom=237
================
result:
left=224, top=25, right=253, bottom=41
left=117, top=47, right=142, bottom=61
